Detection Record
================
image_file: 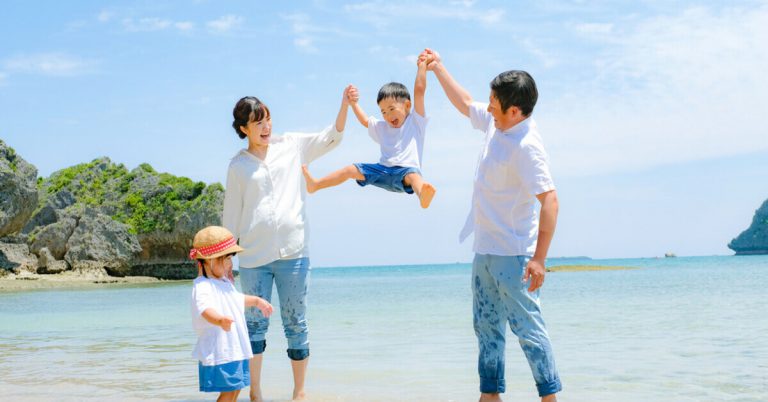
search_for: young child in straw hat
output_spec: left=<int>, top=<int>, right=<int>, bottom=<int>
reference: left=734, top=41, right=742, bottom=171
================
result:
left=189, top=226, right=274, bottom=402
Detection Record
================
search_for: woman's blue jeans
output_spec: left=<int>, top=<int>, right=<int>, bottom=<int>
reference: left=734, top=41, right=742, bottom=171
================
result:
left=239, top=257, right=310, bottom=361
left=472, top=254, right=562, bottom=396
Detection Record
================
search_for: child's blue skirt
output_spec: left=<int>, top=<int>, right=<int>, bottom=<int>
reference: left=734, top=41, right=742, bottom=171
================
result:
left=198, top=359, right=251, bottom=392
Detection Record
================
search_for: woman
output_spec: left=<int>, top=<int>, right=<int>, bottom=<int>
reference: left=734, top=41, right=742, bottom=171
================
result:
left=223, top=89, right=350, bottom=401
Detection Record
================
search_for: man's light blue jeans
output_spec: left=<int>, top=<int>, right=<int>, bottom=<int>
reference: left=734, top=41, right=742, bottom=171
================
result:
left=239, top=257, right=310, bottom=361
left=472, top=254, right=562, bottom=396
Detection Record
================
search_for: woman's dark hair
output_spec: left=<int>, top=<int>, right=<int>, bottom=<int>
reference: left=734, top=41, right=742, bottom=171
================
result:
left=490, top=70, right=538, bottom=116
left=232, top=96, right=270, bottom=139
left=377, top=82, right=410, bottom=104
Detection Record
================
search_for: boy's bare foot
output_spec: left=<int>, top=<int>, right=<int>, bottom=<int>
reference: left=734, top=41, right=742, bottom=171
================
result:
left=479, top=393, right=503, bottom=402
left=419, top=183, right=436, bottom=208
left=301, top=164, right=319, bottom=194
left=292, top=389, right=306, bottom=401
left=250, top=389, right=263, bottom=402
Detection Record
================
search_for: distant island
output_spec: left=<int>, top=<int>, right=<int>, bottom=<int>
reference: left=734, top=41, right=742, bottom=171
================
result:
left=729, top=199, right=768, bottom=255
left=1, top=140, right=222, bottom=282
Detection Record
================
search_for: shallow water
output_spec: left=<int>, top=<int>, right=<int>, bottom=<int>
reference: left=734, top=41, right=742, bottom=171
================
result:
left=1, top=255, right=766, bottom=401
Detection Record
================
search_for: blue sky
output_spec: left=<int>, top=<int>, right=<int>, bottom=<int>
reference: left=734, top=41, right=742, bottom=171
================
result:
left=2, top=1, right=767, bottom=267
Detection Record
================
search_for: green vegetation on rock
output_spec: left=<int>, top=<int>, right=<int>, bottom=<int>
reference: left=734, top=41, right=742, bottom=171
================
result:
left=37, top=158, right=222, bottom=235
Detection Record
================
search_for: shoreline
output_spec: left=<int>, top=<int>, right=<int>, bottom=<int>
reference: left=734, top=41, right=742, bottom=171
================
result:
left=0, top=272, right=187, bottom=292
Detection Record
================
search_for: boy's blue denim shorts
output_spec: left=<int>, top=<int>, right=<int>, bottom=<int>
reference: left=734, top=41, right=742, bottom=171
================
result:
left=198, top=359, right=250, bottom=392
left=353, top=163, right=421, bottom=194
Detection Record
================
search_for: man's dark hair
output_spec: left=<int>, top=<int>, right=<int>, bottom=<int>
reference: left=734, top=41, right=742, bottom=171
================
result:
left=377, top=82, right=411, bottom=104
left=490, top=70, right=538, bottom=116
left=232, top=96, right=270, bottom=139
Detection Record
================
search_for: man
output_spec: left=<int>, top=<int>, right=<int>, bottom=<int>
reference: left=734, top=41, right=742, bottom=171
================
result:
left=421, top=48, right=561, bottom=402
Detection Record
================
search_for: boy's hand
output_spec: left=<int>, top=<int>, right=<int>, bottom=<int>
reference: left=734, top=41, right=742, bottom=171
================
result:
left=417, top=51, right=432, bottom=66
left=347, top=85, right=360, bottom=104
left=422, top=48, right=441, bottom=71
left=256, top=298, right=274, bottom=317
left=341, top=85, right=351, bottom=106
left=218, top=316, right=235, bottom=331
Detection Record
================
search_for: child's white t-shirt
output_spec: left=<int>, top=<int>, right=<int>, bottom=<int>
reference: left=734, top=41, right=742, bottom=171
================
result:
left=191, top=276, right=254, bottom=366
left=367, top=112, right=428, bottom=169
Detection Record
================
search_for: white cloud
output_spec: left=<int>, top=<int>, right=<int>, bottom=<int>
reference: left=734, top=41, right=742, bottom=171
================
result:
left=174, top=21, right=194, bottom=31
left=121, top=17, right=195, bottom=33
left=544, top=4, right=768, bottom=176
left=97, top=10, right=114, bottom=23
left=207, top=15, right=243, bottom=33
left=574, top=22, right=613, bottom=35
left=123, top=17, right=172, bottom=32
left=294, top=37, right=318, bottom=53
left=3, top=53, right=97, bottom=76
left=283, top=14, right=321, bottom=53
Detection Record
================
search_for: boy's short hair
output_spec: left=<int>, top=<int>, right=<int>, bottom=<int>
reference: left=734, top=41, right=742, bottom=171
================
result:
left=377, top=82, right=411, bottom=104
left=490, top=70, right=538, bottom=116
left=232, top=96, right=270, bottom=139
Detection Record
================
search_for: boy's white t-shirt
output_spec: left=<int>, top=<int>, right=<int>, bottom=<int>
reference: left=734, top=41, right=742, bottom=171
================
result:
left=191, top=276, right=254, bottom=366
left=367, top=112, right=428, bottom=169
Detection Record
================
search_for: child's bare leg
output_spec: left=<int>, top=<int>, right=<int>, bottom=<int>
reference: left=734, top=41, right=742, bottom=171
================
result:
left=404, top=173, right=436, bottom=209
left=249, top=354, right=264, bottom=402
left=302, top=164, right=364, bottom=194
left=218, top=390, right=237, bottom=402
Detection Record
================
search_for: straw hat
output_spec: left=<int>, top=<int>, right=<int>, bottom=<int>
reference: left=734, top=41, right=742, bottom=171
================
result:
left=189, top=226, right=244, bottom=260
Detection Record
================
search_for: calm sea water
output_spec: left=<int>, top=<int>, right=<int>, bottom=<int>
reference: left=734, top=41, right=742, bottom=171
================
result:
left=1, top=255, right=766, bottom=401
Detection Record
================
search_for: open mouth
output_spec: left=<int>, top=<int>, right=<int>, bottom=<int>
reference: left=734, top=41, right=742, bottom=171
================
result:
left=390, top=119, right=399, bottom=127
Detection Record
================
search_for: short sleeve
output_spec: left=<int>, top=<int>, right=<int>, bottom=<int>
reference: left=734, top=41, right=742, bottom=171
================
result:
left=192, top=281, right=214, bottom=317
left=516, top=143, right=556, bottom=196
left=367, top=116, right=382, bottom=144
left=410, top=112, right=429, bottom=135
left=469, top=102, right=493, bottom=132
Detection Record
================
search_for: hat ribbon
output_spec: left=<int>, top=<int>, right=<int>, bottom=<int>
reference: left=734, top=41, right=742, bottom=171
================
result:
left=189, top=236, right=237, bottom=260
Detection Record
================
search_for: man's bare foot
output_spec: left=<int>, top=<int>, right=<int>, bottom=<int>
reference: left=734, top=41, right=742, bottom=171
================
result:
left=479, top=392, right=503, bottom=402
left=301, top=165, right=319, bottom=194
left=292, top=389, right=306, bottom=401
left=419, top=183, right=436, bottom=208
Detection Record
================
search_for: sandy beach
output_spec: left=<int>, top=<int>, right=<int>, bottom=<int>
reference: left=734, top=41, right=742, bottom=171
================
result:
left=0, top=272, right=179, bottom=292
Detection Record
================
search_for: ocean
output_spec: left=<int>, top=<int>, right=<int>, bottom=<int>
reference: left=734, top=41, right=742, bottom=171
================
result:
left=1, top=255, right=766, bottom=401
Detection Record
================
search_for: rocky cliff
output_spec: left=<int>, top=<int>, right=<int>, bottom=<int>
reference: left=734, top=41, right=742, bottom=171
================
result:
left=1, top=141, right=223, bottom=279
left=728, top=199, right=768, bottom=255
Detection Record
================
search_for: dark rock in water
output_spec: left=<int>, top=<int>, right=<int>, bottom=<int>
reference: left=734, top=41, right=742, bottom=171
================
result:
left=129, top=262, right=198, bottom=280
left=0, top=140, right=38, bottom=236
left=729, top=199, right=768, bottom=255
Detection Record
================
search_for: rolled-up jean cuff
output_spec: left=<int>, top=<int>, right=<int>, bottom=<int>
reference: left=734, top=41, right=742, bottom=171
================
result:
left=537, top=378, right=562, bottom=397
left=479, top=377, right=505, bottom=393
left=287, top=348, right=310, bottom=361
left=250, top=340, right=266, bottom=354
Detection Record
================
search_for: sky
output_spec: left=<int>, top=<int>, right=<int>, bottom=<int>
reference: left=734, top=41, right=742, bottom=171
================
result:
left=2, top=0, right=767, bottom=267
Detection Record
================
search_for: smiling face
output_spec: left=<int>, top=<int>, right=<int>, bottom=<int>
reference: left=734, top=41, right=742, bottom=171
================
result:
left=488, top=93, right=522, bottom=131
left=378, top=97, right=411, bottom=128
left=240, top=113, right=272, bottom=147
